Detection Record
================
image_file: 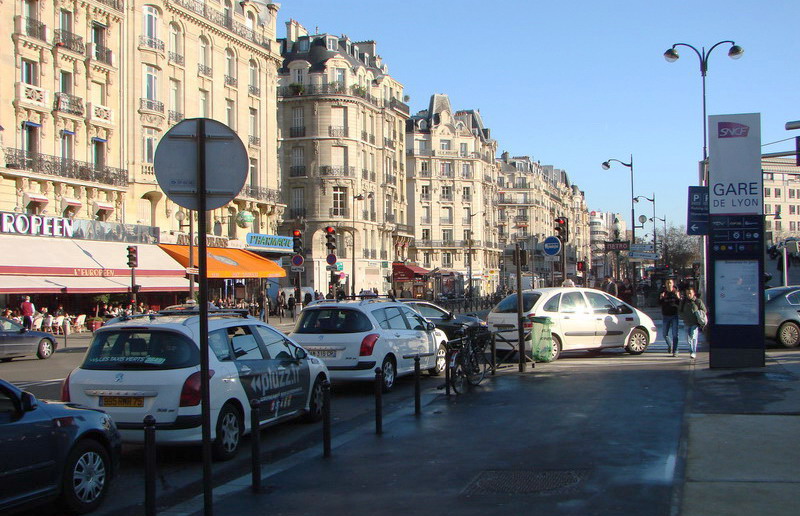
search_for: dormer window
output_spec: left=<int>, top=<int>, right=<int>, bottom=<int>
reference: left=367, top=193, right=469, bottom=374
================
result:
left=327, top=38, right=337, bottom=51
left=297, top=39, right=309, bottom=52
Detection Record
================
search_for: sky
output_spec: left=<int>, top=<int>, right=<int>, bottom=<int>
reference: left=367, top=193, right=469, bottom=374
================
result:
left=274, top=0, right=800, bottom=232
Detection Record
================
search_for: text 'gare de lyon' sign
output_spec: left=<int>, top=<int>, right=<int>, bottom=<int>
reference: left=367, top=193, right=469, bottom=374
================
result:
left=709, top=118, right=762, bottom=214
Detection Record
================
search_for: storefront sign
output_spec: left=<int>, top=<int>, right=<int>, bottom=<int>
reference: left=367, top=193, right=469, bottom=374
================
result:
left=74, top=268, right=117, bottom=277
left=1, top=211, right=159, bottom=243
left=246, top=233, right=293, bottom=252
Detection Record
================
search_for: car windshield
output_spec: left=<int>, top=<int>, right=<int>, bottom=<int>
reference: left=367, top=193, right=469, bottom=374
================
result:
left=765, top=287, right=799, bottom=302
left=0, top=317, right=23, bottom=331
left=82, top=330, right=199, bottom=370
left=491, top=293, right=541, bottom=314
left=294, top=308, right=373, bottom=334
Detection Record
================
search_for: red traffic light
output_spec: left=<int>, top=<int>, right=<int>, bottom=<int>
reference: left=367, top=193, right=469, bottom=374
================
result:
left=555, top=217, right=566, bottom=225
left=292, top=229, right=302, bottom=237
left=324, top=226, right=336, bottom=234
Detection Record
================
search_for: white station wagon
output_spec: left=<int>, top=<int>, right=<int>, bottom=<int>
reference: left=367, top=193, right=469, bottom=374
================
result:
left=62, top=308, right=329, bottom=461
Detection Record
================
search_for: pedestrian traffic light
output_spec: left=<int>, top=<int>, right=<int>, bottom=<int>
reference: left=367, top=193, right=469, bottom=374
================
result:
left=577, top=261, right=586, bottom=272
left=324, top=226, right=336, bottom=251
left=292, top=229, right=303, bottom=254
left=554, top=217, right=569, bottom=243
left=126, top=245, right=138, bottom=268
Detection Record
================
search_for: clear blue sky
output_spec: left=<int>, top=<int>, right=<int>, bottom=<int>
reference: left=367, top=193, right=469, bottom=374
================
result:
left=276, top=0, right=800, bottom=230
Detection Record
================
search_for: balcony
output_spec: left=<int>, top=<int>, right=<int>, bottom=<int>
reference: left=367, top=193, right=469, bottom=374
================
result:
left=394, top=224, right=413, bottom=235
left=139, top=98, right=164, bottom=113
left=380, top=250, right=388, bottom=260
left=198, top=64, right=212, bottom=77
left=385, top=213, right=396, bottom=223
left=289, top=126, right=305, bottom=137
left=170, top=0, right=272, bottom=51
left=484, top=174, right=493, bottom=182
left=277, top=82, right=382, bottom=109
left=329, top=126, right=348, bottom=137
left=240, top=185, right=280, bottom=202
left=420, top=194, right=431, bottom=201
left=369, top=134, right=375, bottom=145
left=15, top=82, right=49, bottom=110
left=168, top=52, right=184, bottom=66
left=168, top=110, right=184, bottom=123
left=320, top=166, right=354, bottom=177
left=54, top=92, right=84, bottom=116
left=248, top=135, right=260, bottom=146
left=91, top=44, right=114, bottom=66
left=139, top=35, right=164, bottom=52
left=289, top=166, right=306, bottom=177
left=515, top=215, right=529, bottom=222
left=389, top=98, right=410, bottom=116
left=462, top=171, right=473, bottom=179
left=439, top=169, right=455, bottom=178
left=225, top=75, right=238, bottom=88
left=87, top=103, right=113, bottom=125
left=420, top=217, right=431, bottom=224
left=407, top=148, right=434, bottom=157
left=385, top=175, right=397, bottom=186
left=384, top=137, right=396, bottom=149
left=362, top=168, right=370, bottom=180
left=462, top=217, right=473, bottom=225
left=54, top=29, right=85, bottom=55
left=463, top=196, right=472, bottom=203
left=440, top=217, right=453, bottom=225
left=248, top=85, right=260, bottom=96
left=419, top=170, right=432, bottom=178
left=440, top=194, right=453, bottom=202
left=412, top=240, right=464, bottom=249
left=4, top=148, right=128, bottom=187
left=94, top=0, right=124, bottom=11
left=288, top=208, right=306, bottom=219
left=20, top=17, right=47, bottom=42
left=361, top=130, right=368, bottom=141
left=330, top=207, right=350, bottom=218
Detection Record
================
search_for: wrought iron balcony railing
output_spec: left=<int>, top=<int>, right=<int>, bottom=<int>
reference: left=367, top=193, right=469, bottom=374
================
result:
left=248, top=85, right=260, bottom=96
left=140, top=98, right=164, bottom=113
left=225, top=75, right=238, bottom=87
left=23, top=18, right=47, bottom=41
left=248, top=135, right=260, bottom=146
left=54, top=29, right=85, bottom=54
left=168, top=51, right=184, bottom=66
left=139, top=35, right=164, bottom=52
left=168, top=110, right=184, bottom=123
left=329, top=126, right=348, bottom=137
left=170, top=0, right=272, bottom=51
left=94, top=44, right=114, bottom=65
left=289, top=126, right=305, bottom=137
left=4, top=148, right=128, bottom=187
left=288, top=208, right=306, bottom=219
left=289, top=165, right=307, bottom=177
left=319, top=166, right=354, bottom=177
left=198, top=64, right=212, bottom=77
left=240, top=185, right=280, bottom=202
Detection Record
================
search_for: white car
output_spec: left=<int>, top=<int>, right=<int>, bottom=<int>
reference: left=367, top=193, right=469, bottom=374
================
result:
left=289, top=299, right=445, bottom=391
left=62, top=308, right=329, bottom=461
left=487, top=287, right=658, bottom=359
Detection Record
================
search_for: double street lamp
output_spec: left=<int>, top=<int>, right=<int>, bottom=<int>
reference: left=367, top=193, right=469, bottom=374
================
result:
left=601, top=155, right=637, bottom=292
left=634, top=194, right=657, bottom=267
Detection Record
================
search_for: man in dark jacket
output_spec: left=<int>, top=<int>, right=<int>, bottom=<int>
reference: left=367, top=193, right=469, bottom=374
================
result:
left=659, top=278, right=682, bottom=356
left=602, top=276, right=618, bottom=297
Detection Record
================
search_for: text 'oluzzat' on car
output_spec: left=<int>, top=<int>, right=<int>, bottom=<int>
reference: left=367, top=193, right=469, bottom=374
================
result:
left=289, top=298, right=444, bottom=392
left=61, top=308, right=329, bottom=461
left=487, top=288, right=658, bottom=360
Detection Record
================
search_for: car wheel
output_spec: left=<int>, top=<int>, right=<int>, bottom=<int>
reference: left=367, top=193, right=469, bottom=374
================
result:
left=777, top=322, right=800, bottom=348
left=428, top=344, right=447, bottom=376
left=37, top=339, right=54, bottom=359
left=380, top=355, right=396, bottom=392
left=627, top=328, right=649, bottom=355
left=212, top=403, right=243, bottom=461
left=60, top=439, right=111, bottom=514
left=550, top=334, right=562, bottom=361
left=302, top=376, right=325, bottom=423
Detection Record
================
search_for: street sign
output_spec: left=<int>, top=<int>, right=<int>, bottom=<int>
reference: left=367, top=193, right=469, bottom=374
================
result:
left=185, top=267, right=199, bottom=275
left=687, top=186, right=709, bottom=235
left=604, top=240, right=630, bottom=252
left=336, top=262, right=344, bottom=271
left=630, top=243, right=654, bottom=252
left=326, top=253, right=337, bottom=265
left=543, top=236, right=562, bottom=256
left=154, top=118, right=248, bottom=211
left=544, top=255, right=559, bottom=262
left=291, top=254, right=304, bottom=267
left=628, top=251, right=658, bottom=260
left=326, top=265, right=337, bottom=271
left=291, top=266, right=305, bottom=272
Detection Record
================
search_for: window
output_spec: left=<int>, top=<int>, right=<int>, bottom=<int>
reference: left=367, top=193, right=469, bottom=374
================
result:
left=420, top=161, right=429, bottom=174
left=791, top=205, right=796, bottom=215
left=199, top=36, right=210, bottom=67
left=21, top=123, right=38, bottom=154
left=295, top=309, right=373, bottom=334
left=169, top=79, right=181, bottom=112
left=249, top=108, right=258, bottom=138
left=775, top=188, right=782, bottom=198
left=335, top=67, right=345, bottom=87
left=422, top=206, right=430, bottom=222
left=791, top=189, right=796, bottom=199
left=543, top=294, right=560, bottom=312
left=585, top=291, right=615, bottom=313
left=226, top=98, right=236, bottom=129
left=143, top=65, right=158, bottom=100
left=327, top=38, right=338, bottom=51
left=493, top=293, right=541, bottom=314
left=463, top=229, right=471, bottom=241
left=142, top=127, right=158, bottom=163
left=20, top=59, right=37, bottom=86
left=765, top=188, right=771, bottom=198
left=60, top=131, right=74, bottom=160
left=440, top=162, right=452, bottom=176
left=442, top=207, right=452, bottom=223
left=440, top=140, right=451, bottom=151
left=143, top=6, right=158, bottom=39
left=249, top=158, right=258, bottom=188
left=297, top=39, right=309, bottom=52
left=291, top=146, right=304, bottom=167
left=463, top=186, right=471, bottom=201
left=225, top=48, right=236, bottom=78
left=223, top=0, right=233, bottom=21
left=441, top=185, right=452, bottom=200
left=374, top=307, right=409, bottom=330
left=246, top=12, right=256, bottom=31
left=442, top=229, right=453, bottom=242
left=791, top=221, right=796, bottom=231
left=442, top=252, right=452, bottom=267
left=249, top=60, right=258, bottom=89
left=421, top=185, right=430, bottom=199
left=292, top=106, right=304, bottom=128
left=291, top=187, right=304, bottom=211
left=168, top=23, right=181, bottom=55
left=59, top=9, right=73, bottom=32
left=776, top=221, right=782, bottom=231
left=59, top=71, right=73, bottom=94
left=199, top=89, right=209, bottom=117
left=227, top=326, right=264, bottom=360
left=462, top=163, right=471, bottom=178
left=82, top=331, right=199, bottom=371
left=460, top=143, right=467, bottom=156
left=92, top=139, right=105, bottom=168
left=332, top=186, right=347, bottom=216
left=560, top=292, right=587, bottom=313
left=292, top=68, right=305, bottom=84
left=421, top=229, right=430, bottom=240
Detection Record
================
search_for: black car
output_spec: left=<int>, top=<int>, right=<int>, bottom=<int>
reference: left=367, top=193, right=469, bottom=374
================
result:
left=0, top=379, right=121, bottom=514
left=399, top=299, right=489, bottom=340
left=0, top=317, right=58, bottom=361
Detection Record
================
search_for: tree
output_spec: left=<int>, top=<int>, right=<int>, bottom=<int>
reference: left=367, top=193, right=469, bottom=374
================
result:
left=659, top=225, right=702, bottom=271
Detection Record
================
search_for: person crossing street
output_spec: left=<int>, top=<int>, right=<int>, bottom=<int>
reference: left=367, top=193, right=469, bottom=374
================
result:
left=659, top=278, right=681, bottom=356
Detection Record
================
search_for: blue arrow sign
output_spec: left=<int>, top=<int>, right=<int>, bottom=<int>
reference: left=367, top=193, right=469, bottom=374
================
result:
left=687, top=186, right=709, bottom=235
left=543, top=236, right=562, bottom=256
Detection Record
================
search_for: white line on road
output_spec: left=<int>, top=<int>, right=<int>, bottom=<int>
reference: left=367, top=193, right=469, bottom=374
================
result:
left=12, top=378, right=65, bottom=388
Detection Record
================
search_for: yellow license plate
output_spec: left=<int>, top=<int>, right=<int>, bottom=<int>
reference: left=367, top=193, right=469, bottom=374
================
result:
left=100, top=396, right=144, bottom=408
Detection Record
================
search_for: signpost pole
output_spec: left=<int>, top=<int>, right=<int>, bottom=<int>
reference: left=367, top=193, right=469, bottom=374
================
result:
left=515, top=243, right=525, bottom=373
left=196, top=118, right=213, bottom=516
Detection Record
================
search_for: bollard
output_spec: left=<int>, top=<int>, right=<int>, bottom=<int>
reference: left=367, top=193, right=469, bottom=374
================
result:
left=374, top=367, right=383, bottom=435
left=143, top=415, right=157, bottom=516
left=322, top=380, right=332, bottom=458
left=491, top=333, right=497, bottom=375
left=444, top=348, right=452, bottom=397
left=413, top=355, right=421, bottom=416
left=250, top=399, right=261, bottom=493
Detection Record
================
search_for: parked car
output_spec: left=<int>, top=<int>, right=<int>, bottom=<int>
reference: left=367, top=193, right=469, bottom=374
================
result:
left=0, top=316, right=59, bottom=362
left=62, top=307, right=329, bottom=461
left=487, top=288, right=658, bottom=359
left=289, top=299, right=441, bottom=391
left=764, top=286, right=800, bottom=347
left=0, top=378, right=121, bottom=514
left=398, top=299, right=489, bottom=340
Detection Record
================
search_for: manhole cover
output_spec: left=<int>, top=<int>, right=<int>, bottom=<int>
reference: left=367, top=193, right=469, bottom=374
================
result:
left=463, top=469, right=587, bottom=495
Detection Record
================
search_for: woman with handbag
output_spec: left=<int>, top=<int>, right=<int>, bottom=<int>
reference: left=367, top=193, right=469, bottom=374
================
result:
left=679, top=287, right=707, bottom=359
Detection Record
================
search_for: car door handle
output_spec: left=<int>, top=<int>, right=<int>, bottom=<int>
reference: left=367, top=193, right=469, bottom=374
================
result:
left=240, top=365, right=251, bottom=374
left=394, top=333, right=401, bottom=337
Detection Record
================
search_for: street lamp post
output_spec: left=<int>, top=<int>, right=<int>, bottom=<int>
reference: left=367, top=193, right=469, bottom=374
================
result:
left=175, top=210, right=195, bottom=299
left=465, top=211, right=484, bottom=301
left=652, top=216, right=667, bottom=266
left=634, top=194, right=657, bottom=267
left=351, top=192, right=373, bottom=296
left=602, top=156, right=637, bottom=294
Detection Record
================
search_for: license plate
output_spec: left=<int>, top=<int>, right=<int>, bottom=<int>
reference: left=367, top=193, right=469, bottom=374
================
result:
left=311, top=349, right=337, bottom=358
left=100, top=396, right=144, bottom=408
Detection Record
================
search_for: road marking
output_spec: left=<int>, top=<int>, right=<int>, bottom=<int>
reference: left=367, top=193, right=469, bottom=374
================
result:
left=12, top=379, right=65, bottom=388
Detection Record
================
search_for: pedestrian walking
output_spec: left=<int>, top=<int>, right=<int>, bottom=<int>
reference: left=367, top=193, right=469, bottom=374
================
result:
left=287, top=294, right=296, bottom=318
left=602, top=276, right=618, bottom=297
left=20, top=296, right=35, bottom=330
left=659, top=278, right=682, bottom=356
left=619, top=278, right=633, bottom=305
left=679, top=287, right=706, bottom=359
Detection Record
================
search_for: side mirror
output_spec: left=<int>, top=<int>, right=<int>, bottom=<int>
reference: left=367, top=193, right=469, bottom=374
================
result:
left=21, top=391, right=38, bottom=412
left=426, top=322, right=436, bottom=332
left=294, top=347, right=307, bottom=360
left=445, top=312, right=454, bottom=321
left=607, top=306, right=618, bottom=314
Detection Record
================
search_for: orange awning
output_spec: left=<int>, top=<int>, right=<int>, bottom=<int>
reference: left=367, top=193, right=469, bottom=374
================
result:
left=159, top=244, right=286, bottom=279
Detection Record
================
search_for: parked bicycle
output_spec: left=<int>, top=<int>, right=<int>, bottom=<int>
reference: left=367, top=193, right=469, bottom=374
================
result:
left=447, top=323, right=490, bottom=394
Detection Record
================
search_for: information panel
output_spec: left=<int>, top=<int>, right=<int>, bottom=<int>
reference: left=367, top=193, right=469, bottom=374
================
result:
left=714, top=260, right=759, bottom=325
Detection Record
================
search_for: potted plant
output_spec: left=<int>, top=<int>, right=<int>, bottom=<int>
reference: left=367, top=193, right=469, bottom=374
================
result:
left=288, top=82, right=305, bottom=95
left=351, top=84, right=367, bottom=97
left=87, top=317, right=104, bottom=332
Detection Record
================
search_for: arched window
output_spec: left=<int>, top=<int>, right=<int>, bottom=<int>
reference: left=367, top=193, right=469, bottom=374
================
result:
left=246, top=12, right=255, bottom=32
left=199, top=36, right=209, bottom=67
left=169, top=23, right=182, bottom=55
left=225, top=48, right=236, bottom=78
left=223, top=0, right=232, bottom=25
left=248, top=60, right=258, bottom=92
left=142, top=6, right=158, bottom=39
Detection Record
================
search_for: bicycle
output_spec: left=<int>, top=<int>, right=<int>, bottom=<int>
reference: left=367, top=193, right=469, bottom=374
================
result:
left=448, top=324, right=490, bottom=394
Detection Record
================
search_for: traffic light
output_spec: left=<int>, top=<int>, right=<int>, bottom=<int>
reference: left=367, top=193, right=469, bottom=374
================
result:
left=126, top=245, right=138, bottom=268
left=324, top=226, right=336, bottom=252
left=577, top=261, right=586, bottom=272
left=330, top=271, right=339, bottom=286
left=292, top=229, right=303, bottom=254
left=554, top=216, right=569, bottom=243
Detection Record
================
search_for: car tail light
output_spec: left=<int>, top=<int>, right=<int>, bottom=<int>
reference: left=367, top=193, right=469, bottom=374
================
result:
left=359, top=334, right=380, bottom=356
left=60, top=372, right=71, bottom=402
left=179, top=370, right=215, bottom=407
left=523, top=321, right=533, bottom=329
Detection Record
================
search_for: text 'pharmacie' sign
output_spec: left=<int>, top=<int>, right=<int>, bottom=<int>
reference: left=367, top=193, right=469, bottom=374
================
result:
left=709, top=114, right=762, bottom=215
left=0, top=211, right=159, bottom=243
left=246, top=233, right=293, bottom=252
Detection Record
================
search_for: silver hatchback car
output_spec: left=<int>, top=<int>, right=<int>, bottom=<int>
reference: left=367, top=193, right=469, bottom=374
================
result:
left=764, top=286, right=800, bottom=347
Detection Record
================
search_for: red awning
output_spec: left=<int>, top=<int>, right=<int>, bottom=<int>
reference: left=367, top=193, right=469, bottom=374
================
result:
left=392, top=263, right=429, bottom=282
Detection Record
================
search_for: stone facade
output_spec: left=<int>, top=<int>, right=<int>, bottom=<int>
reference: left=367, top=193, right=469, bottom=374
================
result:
left=763, top=156, right=800, bottom=244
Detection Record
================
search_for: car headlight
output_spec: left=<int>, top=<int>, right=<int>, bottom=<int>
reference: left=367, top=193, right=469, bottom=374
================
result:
left=479, top=320, right=488, bottom=327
